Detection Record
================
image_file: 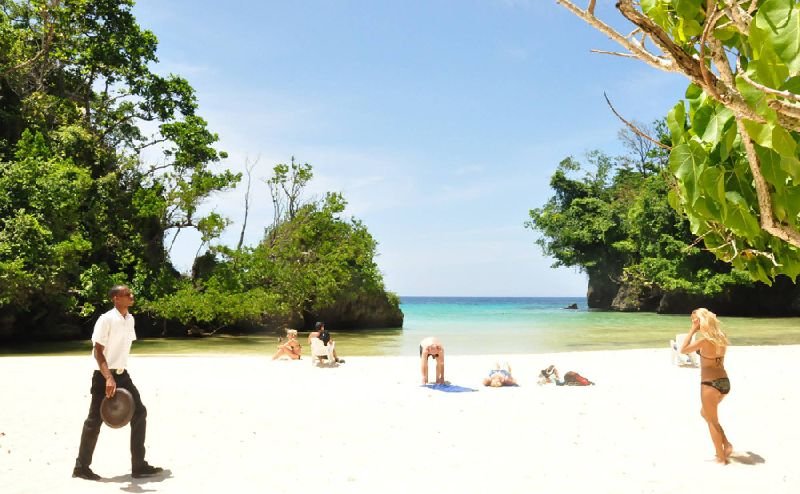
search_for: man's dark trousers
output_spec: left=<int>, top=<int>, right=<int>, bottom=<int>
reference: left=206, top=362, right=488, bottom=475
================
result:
left=75, top=370, right=148, bottom=469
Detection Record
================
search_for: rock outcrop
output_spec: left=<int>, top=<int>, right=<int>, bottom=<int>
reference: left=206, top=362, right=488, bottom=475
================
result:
left=305, top=289, right=403, bottom=330
left=589, top=269, right=800, bottom=316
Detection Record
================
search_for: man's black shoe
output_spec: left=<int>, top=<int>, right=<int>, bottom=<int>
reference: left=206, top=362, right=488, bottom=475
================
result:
left=72, top=466, right=101, bottom=481
left=336, top=358, right=345, bottom=364
left=132, top=463, right=164, bottom=478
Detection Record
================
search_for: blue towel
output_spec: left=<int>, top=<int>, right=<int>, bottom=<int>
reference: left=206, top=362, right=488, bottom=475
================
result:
left=423, top=383, right=478, bottom=393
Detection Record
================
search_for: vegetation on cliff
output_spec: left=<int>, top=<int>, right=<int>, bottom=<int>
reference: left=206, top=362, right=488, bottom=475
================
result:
left=556, top=1, right=800, bottom=285
left=0, top=1, right=400, bottom=339
left=526, top=123, right=773, bottom=312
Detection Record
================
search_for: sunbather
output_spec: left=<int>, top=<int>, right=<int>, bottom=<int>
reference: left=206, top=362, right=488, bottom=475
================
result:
left=272, top=329, right=301, bottom=360
left=679, top=308, right=733, bottom=464
left=482, top=362, right=517, bottom=387
left=538, top=365, right=563, bottom=385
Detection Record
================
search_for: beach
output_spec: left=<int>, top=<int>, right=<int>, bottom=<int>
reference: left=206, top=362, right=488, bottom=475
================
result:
left=1, top=346, right=798, bottom=493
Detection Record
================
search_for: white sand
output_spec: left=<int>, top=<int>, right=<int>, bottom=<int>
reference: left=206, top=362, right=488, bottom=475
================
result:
left=1, top=346, right=798, bottom=493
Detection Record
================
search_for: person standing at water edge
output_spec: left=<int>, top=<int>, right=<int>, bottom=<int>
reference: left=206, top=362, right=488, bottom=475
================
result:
left=680, top=308, right=733, bottom=464
left=72, top=285, right=164, bottom=480
left=419, top=336, right=445, bottom=385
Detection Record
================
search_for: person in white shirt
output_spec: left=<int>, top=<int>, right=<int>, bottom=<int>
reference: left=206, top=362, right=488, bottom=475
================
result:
left=72, top=285, right=164, bottom=481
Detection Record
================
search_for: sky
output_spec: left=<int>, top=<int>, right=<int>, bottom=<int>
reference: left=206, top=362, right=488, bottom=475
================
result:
left=131, top=0, right=689, bottom=297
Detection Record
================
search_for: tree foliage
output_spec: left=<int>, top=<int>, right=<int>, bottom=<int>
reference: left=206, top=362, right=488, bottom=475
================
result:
left=0, top=1, right=398, bottom=339
left=557, top=0, right=800, bottom=284
left=527, top=123, right=753, bottom=298
left=145, top=164, right=391, bottom=332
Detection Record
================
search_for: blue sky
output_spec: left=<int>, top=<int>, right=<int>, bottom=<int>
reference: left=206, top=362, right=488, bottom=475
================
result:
left=132, top=0, right=688, bottom=297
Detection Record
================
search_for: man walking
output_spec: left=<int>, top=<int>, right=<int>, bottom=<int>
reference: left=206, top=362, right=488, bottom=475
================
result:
left=72, top=284, right=164, bottom=480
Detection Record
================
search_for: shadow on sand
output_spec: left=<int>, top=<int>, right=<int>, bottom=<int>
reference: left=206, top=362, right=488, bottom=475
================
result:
left=729, top=451, right=765, bottom=465
left=99, top=469, right=173, bottom=492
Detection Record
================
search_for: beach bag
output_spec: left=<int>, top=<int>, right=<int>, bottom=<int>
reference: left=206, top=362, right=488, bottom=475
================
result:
left=563, top=371, right=594, bottom=386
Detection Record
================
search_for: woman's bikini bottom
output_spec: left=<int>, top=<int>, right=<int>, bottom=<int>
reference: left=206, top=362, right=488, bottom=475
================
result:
left=701, top=377, right=730, bottom=395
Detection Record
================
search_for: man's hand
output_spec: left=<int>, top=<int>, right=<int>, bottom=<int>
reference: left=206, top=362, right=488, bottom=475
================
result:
left=105, top=376, right=117, bottom=398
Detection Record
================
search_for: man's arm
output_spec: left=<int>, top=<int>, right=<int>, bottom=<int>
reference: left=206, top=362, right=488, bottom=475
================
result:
left=93, top=342, right=116, bottom=398
left=420, top=351, right=429, bottom=384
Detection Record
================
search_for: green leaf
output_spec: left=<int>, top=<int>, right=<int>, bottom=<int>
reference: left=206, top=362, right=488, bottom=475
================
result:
left=736, top=75, right=778, bottom=121
left=781, top=155, right=800, bottom=182
left=675, top=0, right=703, bottom=19
left=667, top=102, right=686, bottom=142
left=755, top=144, right=789, bottom=187
left=724, top=191, right=762, bottom=238
left=694, top=166, right=725, bottom=218
left=692, top=103, right=733, bottom=145
left=771, top=125, right=797, bottom=156
left=756, top=0, right=800, bottom=75
left=780, top=75, right=800, bottom=94
left=719, top=123, right=738, bottom=161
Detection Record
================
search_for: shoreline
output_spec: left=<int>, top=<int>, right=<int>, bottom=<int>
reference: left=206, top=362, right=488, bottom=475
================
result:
left=2, top=345, right=798, bottom=493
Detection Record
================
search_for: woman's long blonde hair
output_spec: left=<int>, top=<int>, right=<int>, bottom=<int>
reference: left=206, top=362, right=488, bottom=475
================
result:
left=693, top=308, right=729, bottom=348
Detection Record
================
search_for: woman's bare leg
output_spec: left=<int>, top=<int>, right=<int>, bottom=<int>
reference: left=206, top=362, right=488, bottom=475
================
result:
left=700, top=386, right=728, bottom=464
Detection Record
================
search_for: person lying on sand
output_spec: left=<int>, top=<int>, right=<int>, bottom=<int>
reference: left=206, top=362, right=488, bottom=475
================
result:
left=538, top=365, right=563, bottom=385
left=482, top=361, right=517, bottom=387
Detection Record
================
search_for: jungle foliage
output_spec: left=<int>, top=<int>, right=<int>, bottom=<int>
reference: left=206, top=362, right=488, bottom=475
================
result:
left=527, top=123, right=754, bottom=298
left=0, top=1, right=397, bottom=339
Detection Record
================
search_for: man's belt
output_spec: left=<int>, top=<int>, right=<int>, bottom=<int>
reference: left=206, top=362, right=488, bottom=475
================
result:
left=110, top=368, right=125, bottom=375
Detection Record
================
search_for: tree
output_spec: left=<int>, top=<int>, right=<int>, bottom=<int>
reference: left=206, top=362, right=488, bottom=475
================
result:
left=556, top=0, right=800, bottom=284
left=527, top=124, right=752, bottom=306
left=0, top=0, right=238, bottom=336
left=145, top=161, right=392, bottom=332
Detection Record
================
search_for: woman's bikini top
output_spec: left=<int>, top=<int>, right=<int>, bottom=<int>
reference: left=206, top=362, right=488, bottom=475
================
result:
left=697, top=351, right=724, bottom=365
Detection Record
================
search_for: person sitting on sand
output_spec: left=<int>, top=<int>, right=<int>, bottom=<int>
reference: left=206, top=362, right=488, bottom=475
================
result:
left=679, top=308, right=733, bottom=464
left=419, top=336, right=445, bottom=385
left=308, top=321, right=344, bottom=363
left=272, top=329, right=301, bottom=360
left=538, top=365, right=564, bottom=385
left=482, top=361, right=517, bottom=387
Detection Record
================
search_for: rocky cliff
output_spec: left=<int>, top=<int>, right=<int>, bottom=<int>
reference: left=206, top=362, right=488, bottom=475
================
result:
left=304, top=288, right=403, bottom=330
left=588, top=271, right=800, bottom=316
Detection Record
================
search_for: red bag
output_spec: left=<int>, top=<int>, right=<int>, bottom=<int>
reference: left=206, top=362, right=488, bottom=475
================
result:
left=563, top=371, right=594, bottom=386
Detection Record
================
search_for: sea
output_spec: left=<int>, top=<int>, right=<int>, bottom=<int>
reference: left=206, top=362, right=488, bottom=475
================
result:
left=331, top=296, right=800, bottom=356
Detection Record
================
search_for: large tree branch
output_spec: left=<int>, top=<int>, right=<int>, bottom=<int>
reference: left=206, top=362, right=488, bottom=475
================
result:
left=0, top=1, right=61, bottom=78
left=555, top=0, right=675, bottom=71
left=613, top=1, right=765, bottom=123
left=736, top=117, right=800, bottom=249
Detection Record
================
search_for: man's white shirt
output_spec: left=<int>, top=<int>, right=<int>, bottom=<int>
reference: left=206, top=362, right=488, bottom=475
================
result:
left=91, top=308, right=137, bottom=369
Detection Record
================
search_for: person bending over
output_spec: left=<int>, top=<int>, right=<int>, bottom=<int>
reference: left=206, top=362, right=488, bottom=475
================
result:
left=680, top=308, right=733, bottom=464
left=419, top=336, right=445, bottom=385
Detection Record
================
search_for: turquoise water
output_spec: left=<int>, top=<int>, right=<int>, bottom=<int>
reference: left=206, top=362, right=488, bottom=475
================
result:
left=4, top=297, right=798, bottom=357
left=327, top=296, right=800, bottom=356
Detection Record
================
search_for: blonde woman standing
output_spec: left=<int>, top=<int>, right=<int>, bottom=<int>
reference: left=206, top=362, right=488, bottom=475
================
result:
left=679, top=308, right=733, bottom=464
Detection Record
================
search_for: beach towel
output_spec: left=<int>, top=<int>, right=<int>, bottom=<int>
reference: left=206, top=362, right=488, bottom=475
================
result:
left=423, top=383, right=478, bottom=393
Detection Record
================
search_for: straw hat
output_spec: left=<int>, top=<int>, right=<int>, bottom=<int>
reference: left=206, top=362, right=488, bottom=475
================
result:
left=101, top=388, right=135, bottom=428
